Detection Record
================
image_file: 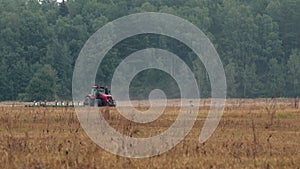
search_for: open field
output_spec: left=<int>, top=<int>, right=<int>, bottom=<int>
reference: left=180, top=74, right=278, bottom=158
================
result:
left=0, top=99, right=300, bottom=168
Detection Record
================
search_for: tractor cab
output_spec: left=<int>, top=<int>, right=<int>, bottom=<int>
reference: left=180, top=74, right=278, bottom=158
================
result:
left=92, top=86, right=110, bottom=97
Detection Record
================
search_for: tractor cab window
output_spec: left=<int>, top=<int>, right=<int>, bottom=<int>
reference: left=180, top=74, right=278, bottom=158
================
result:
left=98, top=88, right=105, bottom=94
left=92, top=89, right=96, bottom=95
left=92, top=87, right=109, bottom=95
left=105, top=88, right=110, bottom=94
left=92, top=88, right=104, bottom=95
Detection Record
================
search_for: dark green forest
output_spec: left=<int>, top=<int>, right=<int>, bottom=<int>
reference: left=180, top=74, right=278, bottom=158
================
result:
left=0, top=0, right=299, bottom=101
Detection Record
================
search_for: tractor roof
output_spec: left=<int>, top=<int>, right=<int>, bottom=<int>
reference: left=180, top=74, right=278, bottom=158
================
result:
left=92, top=85, right=109, bottom=89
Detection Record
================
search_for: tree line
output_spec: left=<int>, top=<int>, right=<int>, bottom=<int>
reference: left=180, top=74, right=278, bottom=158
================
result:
left=0, top=0, right=299, bottom=101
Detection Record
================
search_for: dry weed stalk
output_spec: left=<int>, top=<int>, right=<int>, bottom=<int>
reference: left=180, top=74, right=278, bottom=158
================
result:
left=294, top=97, right=299, bottom=109
left=251, top=118, right=258, bottom=167
left=265, top=98, right=277, bottom=129
left=267, top=134, right=273, bottom=157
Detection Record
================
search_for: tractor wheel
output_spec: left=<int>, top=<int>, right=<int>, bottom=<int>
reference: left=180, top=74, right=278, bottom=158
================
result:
left=108, top=101, right=116, bottom=107
left=84, top=97, right=89, bottom=106
left=85, top=97, right=94, bottom=107
left=97, top=99, right=102, bottom=107
left=90, top=99, right=95, bottom=107
left=97, top=99, right=106, bottom=107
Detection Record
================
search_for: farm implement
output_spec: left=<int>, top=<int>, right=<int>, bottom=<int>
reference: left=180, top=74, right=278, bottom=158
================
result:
left=25, top=101, right=82, bottom=108
left=25, top=85, right=116, bottom=107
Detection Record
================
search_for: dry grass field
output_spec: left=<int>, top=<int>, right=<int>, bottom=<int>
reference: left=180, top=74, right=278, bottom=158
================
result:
left=0, top=99, right=300, bottom=169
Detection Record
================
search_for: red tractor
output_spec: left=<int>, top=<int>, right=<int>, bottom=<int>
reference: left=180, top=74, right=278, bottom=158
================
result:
left=84, top=85, right=116, bottom=107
